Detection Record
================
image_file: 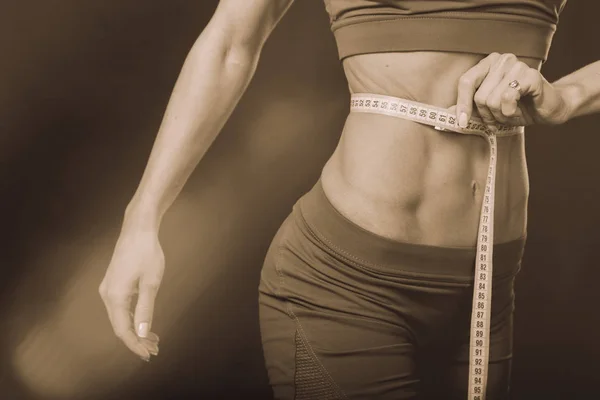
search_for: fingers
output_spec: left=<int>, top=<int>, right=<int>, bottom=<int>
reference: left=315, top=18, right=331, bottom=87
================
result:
left=482, top=61, right=526, bottom=123
left=456, top=53, right=544, bottom=128
left=472, top=55, right=520, bottom=127
left=99, top=233, right=165, bottom=362
left=499, top=68, right=543, bottom=121
left=133, top=280, right=160, bottom=339
left=113, top=299, right=152, bottom=360
left=140, top=336, right=160, bottom=356
left=100, top=284, right=151, bottom=360
left=487, top=63, right=540, bottom=123
left=133, top=267, right=163, bottom=358
left=456, top=53, right=501, bottom=127
left=143, top=331, right=160, bottom=343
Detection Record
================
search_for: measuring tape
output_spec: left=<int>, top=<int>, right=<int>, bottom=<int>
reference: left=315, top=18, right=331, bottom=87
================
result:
left=350, top=93, right=523, bottom=400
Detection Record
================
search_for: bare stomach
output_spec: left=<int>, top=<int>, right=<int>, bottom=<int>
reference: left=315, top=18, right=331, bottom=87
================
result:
left=320, top=51, right=541, bottom=247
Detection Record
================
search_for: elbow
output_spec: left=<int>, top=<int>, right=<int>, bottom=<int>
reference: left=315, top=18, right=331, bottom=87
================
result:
left=191, top=16, right=266, bottom=71
left=189, top=39, right=259, bottom=74
left=220, top=28, right=265, bottom=70
left=186, top=28, right=261, bottom=76
left=222, top=44, right=260, bottom=70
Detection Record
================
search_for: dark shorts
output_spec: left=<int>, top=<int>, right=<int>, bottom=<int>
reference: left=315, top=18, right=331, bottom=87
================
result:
left=258, top=181, right=525, bottom=400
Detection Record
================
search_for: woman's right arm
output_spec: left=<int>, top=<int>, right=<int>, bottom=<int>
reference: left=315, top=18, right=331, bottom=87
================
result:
left=99, top=0, right=295, bottom=361
left=127, top=0, right=295, bottom=229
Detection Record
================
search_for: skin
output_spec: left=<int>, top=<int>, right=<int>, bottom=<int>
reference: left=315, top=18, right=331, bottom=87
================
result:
left=98, top=0, right=600, bottom=361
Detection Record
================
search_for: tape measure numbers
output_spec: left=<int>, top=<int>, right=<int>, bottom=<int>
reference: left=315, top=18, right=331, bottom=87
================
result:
left=350, top=93, right=523, bottom=400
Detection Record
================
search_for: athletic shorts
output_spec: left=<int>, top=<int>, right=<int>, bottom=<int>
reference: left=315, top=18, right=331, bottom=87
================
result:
left=258, top=180, right=525, bottom=399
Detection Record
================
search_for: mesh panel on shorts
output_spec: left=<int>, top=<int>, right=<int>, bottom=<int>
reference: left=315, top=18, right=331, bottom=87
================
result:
left=294, top=331, right=343, bottom=400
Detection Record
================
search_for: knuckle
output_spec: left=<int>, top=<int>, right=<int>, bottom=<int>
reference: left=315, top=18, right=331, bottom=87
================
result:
left=142, top=271, right=164, bottom=289
left=516, top=61, right=529, bottom=71
left=458, top=75, right=473, bottom=89
left=106, top=289, right=125, bottom=304
left=486, top=96, right=501, bottom=110
left=488, top=52, right=501, bottom=62
left=501, top=90, right=515, bottom=102
left=136, top=303, right=152, bottom=312
left=113, top=328, right=125, bottom=339
left=473, top=91, right=487, bottom=106
left=141, top=281, right=161, bottom=293
left=115, top=330, right=131, bottom=342
left=500, top=53, right=517, bottom=63
left=510, top=61, right=528, bottom=75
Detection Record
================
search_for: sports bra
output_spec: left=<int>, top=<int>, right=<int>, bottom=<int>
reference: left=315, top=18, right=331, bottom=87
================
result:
left=324, top=0, right=568, bottom=62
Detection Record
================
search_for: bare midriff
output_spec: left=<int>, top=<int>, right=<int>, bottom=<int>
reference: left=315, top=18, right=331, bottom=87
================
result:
left=320, top=51, right=542, bottom=247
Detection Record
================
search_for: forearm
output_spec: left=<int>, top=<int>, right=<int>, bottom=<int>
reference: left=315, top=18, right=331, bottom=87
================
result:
left=552, top=60, right=600, bottom=121
left=125, top=31, right=260, bottom=228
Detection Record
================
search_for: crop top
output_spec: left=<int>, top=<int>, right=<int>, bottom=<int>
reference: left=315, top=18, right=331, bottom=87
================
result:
left=324, top=0, right=568, bottom=62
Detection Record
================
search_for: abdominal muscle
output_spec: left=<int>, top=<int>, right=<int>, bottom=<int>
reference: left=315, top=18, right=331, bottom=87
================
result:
left=320, top=51, right=542, bottom=247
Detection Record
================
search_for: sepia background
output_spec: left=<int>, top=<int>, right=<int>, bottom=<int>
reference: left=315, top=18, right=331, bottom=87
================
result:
left=1, top=1, right=598, bottom=399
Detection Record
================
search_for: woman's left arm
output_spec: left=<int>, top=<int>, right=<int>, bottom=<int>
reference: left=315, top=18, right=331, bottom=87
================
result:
left=454, top=53, right=600, bottom=129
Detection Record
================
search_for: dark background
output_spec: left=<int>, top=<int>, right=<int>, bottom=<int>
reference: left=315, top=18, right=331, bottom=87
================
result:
left=1, top=1, right=598, bottom=399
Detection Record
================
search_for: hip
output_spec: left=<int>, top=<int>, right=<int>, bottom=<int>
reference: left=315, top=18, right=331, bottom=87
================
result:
left=258, top=183, right=523, bottom=398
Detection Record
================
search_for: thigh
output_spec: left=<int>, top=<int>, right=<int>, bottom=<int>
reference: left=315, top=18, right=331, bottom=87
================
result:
left=430, top=325, right=513, bottom=400
left=258, top=213, right=420, bottom=400
left=424, top=277, right=516, bottom=400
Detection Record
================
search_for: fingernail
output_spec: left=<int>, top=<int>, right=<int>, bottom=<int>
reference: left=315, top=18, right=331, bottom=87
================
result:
left=459, top=112, right=468, bottom=128
left=487, top=124, right=497, bottom=133
left=137, top=322, right=149, bottom=338
left=139, top=346, right=151, bottom=362
left=149, top=348, right=159, bottom=356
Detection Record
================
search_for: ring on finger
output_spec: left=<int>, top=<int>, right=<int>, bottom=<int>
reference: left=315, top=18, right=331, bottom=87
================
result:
left=508, top=79, right=522, bottom=94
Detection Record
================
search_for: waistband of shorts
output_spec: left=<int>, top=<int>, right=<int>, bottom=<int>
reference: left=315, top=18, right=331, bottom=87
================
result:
left=296, top=179, right=526, bottom=281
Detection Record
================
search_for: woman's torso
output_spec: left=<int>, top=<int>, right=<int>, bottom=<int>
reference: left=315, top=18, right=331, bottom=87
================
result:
left=320, top=51, right=542, bottom=247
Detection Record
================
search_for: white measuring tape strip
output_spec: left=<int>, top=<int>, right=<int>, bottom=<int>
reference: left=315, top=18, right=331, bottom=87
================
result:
left=350, top=93, right=524, bottom=400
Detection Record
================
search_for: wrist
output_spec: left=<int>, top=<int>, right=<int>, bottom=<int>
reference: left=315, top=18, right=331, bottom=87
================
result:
left=123, top=196, right=162, bottom=232
left=553, top=81, right=585, bottom=123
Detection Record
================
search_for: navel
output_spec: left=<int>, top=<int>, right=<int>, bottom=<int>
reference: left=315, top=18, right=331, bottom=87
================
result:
left=471, top=180, right=479, bottom=198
